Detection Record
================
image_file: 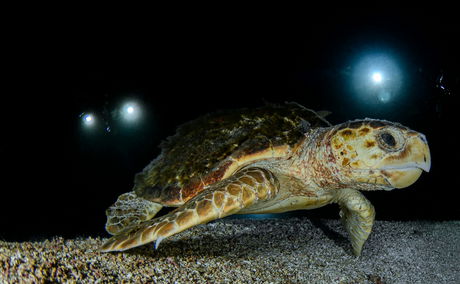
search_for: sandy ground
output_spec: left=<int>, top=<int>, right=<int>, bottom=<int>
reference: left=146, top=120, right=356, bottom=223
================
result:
left=1, top=218, right=459, bottom=283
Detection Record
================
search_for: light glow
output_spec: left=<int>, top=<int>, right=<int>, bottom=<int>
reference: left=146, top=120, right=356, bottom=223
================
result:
left=82, top=113, right=95, bottom=126
left=121, top=102, right=141, bottom=122
left=372, top=72, right=383, bottom=83
left=351, top=53, right=403, bottom=105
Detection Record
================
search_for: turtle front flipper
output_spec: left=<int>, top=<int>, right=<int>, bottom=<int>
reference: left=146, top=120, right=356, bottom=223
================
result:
left=105, top=192, right=163, bottom=235
left=334, top=188, right=376, bottom=256
left=100, top=167, right=280, bottom=252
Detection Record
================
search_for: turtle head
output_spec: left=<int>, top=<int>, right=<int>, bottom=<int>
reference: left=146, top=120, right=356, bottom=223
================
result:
left=328, top=119, right=431, bottom=190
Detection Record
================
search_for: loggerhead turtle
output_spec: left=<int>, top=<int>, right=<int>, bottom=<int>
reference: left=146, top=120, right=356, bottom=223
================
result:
left=101, top=102, right=430, bottom=256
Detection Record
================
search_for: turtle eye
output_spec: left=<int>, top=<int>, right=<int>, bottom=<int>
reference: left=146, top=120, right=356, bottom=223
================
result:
left=381, top=132, right=396, bottom=147
left=377, top=128, right=403, bottom=151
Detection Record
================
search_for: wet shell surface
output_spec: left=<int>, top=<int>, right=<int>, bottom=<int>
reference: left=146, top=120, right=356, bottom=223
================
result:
left=133, top=102, right=330, bottom=205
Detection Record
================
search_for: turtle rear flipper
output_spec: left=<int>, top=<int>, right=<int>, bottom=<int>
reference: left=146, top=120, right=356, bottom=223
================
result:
left=100, top=167, right=280, bottom=252
left=105, top=192, right=163, bottom=235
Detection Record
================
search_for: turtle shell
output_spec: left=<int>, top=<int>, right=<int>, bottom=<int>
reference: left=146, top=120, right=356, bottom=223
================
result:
left=133, top=102, right=331, bottom=206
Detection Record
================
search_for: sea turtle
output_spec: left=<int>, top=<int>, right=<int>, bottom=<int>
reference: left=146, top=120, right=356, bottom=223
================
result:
left=100, top=102, right=430, bottom=256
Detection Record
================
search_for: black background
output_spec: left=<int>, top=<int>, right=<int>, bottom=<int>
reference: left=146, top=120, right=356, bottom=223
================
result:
left=2, top=7, right=459, bottom=241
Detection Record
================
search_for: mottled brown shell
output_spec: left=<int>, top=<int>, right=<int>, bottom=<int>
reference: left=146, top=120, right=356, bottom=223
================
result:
left=134, top=102, right=331, bottom=205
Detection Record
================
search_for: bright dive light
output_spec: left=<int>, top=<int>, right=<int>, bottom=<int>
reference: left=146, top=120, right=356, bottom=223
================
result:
left=351, top=53, right=403, bottom=104
left=82, top=113, right=95, bottom=126
left=121, top=102, right=141, bottom=121
left=372, top=72, right=383, bottom=83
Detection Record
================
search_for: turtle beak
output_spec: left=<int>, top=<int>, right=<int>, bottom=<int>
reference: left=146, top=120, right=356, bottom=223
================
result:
left=415, top=134, right=431, bottom=172
left=378, top=134, right=431, bottom=189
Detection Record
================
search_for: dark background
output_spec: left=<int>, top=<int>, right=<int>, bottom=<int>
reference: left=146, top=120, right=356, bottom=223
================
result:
left=2, top=8, right=459, bottom=241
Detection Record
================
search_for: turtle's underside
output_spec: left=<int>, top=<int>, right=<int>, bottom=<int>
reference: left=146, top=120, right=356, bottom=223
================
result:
left=101, top=102, right=431, bottom=256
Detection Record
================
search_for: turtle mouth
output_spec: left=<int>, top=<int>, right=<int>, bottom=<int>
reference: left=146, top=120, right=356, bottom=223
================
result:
left=379, top=161, right=431, bottom=173
left=381, top=168, right=420, bottom=188
left=380, top=164, right=428, bottom=189
left=376, top=134, right=431, bottom=189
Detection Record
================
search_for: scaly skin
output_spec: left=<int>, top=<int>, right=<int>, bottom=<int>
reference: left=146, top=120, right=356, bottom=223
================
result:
left=335, top=188, right=375, bottom=256
left=101, top=168, right=279, bottom=252
left=105, top=192, right=163, bottom=235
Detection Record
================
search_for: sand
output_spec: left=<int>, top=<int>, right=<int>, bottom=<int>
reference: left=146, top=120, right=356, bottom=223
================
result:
left=1, top=218, right=459, bottom=283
